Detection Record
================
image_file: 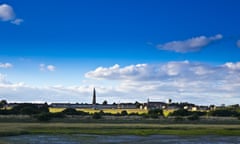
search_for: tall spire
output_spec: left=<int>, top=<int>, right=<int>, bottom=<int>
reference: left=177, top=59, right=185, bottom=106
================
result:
left=92, top=88, right=96, bottom=105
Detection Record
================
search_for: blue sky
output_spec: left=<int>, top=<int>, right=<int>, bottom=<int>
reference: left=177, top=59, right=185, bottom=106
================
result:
left=0, top=0, right=240, bottom=105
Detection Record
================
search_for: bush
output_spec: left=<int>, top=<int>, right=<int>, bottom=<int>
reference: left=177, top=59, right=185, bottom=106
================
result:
left=0, top=109, right=11, bottom=115
left=99, top=110, right=105, bottom=115
left=187, top=114, right=199, bottom=121
left=170, top=109, right=191, bottom=116
left=11, top=103, right=49, bottom=115
left=35, top=112, right=52, bottom=122
left=121, top=110, right=128, bottom=116
left=62, top=108, right=78, bottom=115
left=92, top=112, right=102, bottom=119
left=129, top=112, right=139, bottom=116
left=148, top=109, right=163, bottom=118
left=51, top=112, right=65, bottom=118
left=174, top=116, right=184, bottom=121
left=209, top=109, right=238, bottom=117
left=61, top=108, right=89, bottom=116
left=20, top=106, right=38, bottom=115
left=149, top=113, right=159, bottom=118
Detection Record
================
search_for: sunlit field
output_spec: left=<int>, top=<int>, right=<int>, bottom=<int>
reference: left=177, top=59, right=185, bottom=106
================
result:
left=49, top=108, right=148, bottom=114
left=163, top=109, right=175, bottom=117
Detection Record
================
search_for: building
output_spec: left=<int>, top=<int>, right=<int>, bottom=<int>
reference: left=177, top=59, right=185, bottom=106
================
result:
left=147, top=101, right=166, bottom=109
left=117, top=103, right=137, bottom=109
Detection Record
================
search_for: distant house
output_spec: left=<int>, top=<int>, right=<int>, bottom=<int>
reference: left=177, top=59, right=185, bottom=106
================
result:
left=166, top=105, right=179, bottom=110
left=198, top=106, right=209, bottom=111
left=147, top=101, right=167, bottom=110
left=50, top=103, right=93, bottom=109
left=117, top=103, right=137, bottom=109
left=96, top=104, right=117, bottom=109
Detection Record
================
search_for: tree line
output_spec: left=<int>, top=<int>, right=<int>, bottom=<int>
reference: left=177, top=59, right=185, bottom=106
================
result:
left=0, top=101, right=240, bottom=122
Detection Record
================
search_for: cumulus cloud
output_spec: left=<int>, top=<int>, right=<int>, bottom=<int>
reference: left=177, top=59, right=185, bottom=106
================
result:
left=85, top=61, right=217, bottom=81
left=157, top=34, right=223, bottom=53
left=223, top=62, right=240, bottom=70
left=236, top=40, right=240, bottom=48
left=85, top=61, right=240, bottom=105
left=40, top=64, right=56, bottom=72
left=0, top=62, right=13, bottom=68
left=1, top=61, right=240, bottom=105
left=0, top=4, right=23, bottom=25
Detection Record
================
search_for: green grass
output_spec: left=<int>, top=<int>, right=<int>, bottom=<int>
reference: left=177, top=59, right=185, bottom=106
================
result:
left=0, top=123, right=240, bottom=137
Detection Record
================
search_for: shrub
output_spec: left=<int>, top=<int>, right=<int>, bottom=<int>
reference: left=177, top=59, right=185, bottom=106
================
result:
left=61, top=108, right=89, bottom=116
left=148, top=109, right=163, bottom=118
left=149, top=109, right=163, bottom=115
left=35, top=112, right=52, bottom=122
left=51, top=112, right=65, bottom=118
left=121, top=110, right=128, bottom=116
left=11, top=103, right=49, bottom=115
left=149, top=113, right=159, bottom=118
left=170, top=109, right=191, bottom=116
left=92, top=112, right=102, bottom=119
left=187, top=114, right=199, bottom=121
left=129, top=112, right=139, bottom=116
left=209, top=109, right=238, bottom=117
left=174, top=116, right=184, bottom=121
left=62, top=108, right=78, bottom=115
left=20, top=106, right=38, bottom=115
left=99, top=110, right=105, bottom=115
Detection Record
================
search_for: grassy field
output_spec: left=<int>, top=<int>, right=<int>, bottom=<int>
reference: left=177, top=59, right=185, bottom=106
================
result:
left=0, top=123, right=240, bottom=137
left=49, top=107, right=148, bottom=114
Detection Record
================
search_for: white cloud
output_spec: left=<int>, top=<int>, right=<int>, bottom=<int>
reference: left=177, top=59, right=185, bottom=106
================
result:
left=40, top=64, right=56, bottom=72
left=1, top=61, right=240, bottom=105
left=236, top=40, right=240, bottom=48
left=47, top=65, right=56, bottom=71
left=85, top=61, right=240, bottom=105
left=86, top=61, right=217, bottom=81
left=0, top=4, right=15, bottom=21
left=0, top=62, right=13, bottom=68
left=157, top=34, right=223, bottom=53
left=223, top=62, right=240, bottom=70
left=11, top=18, right=24, bottom=25
left=0, top=4, right=23, bottom=25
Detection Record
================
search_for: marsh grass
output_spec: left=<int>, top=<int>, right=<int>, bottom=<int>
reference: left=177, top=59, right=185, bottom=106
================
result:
left=0, top=123, right=240, bottom=137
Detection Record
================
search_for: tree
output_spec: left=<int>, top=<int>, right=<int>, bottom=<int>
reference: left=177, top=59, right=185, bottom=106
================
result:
left=0, top=100, right=7, bottom=108
left=102, top=100, right=108, bottom=105
left=135, top=101, right=141, bottom=108
left=11, top=103, right=49, bottom=115
left=62, top=108, right=78, bottom=115
left=121, top=110, right=128, bottom=116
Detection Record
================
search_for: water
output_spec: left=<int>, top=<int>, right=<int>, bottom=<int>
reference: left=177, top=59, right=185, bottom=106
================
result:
left=1, top=134, right=240, bottom=144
